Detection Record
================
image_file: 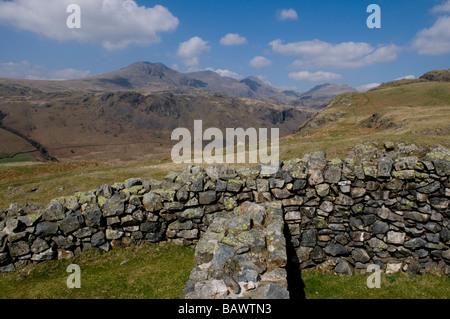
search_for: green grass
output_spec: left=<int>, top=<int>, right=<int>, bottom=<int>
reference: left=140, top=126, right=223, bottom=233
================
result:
left=302, top=269, right=449, bottom=299
left=1, top=243, right=448, bottom=299
left=0, top=159, right=187, bottom=210
left=0, top=243, right=195, bottom=299
left=0, top=153, right=36, bottom=164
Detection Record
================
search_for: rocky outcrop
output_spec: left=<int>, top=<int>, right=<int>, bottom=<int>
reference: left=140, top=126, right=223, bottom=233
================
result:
left=420, top=69, right=450, bottom=82
left=0, top=142, right=449, bottom=298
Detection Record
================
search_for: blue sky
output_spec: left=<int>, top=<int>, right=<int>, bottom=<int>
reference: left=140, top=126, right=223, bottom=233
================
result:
left=0, top=0, right=449, bottom=91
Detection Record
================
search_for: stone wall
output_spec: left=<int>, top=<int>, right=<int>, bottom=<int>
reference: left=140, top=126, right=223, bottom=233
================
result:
left=183, top=201, right=289, bottom=299
left=0, top=142, right=449, bottom=298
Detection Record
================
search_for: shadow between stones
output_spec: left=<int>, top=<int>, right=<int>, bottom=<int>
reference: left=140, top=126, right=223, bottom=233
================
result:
left=283, top=222, right=306, bottom=300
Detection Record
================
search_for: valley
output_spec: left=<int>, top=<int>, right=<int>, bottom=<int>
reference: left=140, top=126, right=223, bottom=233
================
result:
left=0, top=62, right=353, bottom=163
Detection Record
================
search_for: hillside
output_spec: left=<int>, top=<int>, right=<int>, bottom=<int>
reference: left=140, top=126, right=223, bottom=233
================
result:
left=0, top=89, right=314, bottom=162
left=279, top=73, right=450, bottom=160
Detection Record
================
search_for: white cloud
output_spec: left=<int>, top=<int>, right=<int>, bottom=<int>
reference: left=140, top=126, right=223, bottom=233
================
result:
left=277, top=9, right=298, bottom=21
left=177, top=37, right=211, bottom=67
left=0, top=61, right=90, bottom=80
left=270, top=39, right=399, bottom=69
left=0, top=0, right=179, bottom=50
left=431, top=0, right=450, bottom=13
left=220, top=33, right=247, bottom=46
left=288, top=71, right=342, bottom=82
left=249, top=56, right=272, bottom=68
left=356, top=83, right=380, bottom=92
left=412, top=16, right=450, bottom=55
left=395, top=75, right=416, bottom=80
left=207, top=68, right=243, bottom=80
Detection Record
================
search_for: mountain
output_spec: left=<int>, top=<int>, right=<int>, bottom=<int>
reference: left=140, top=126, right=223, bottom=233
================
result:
left=0, top=62, right=354, bottom=108
left=80, top=62, right=305, bottom=102
left=292, top=83, right=356, bottom=109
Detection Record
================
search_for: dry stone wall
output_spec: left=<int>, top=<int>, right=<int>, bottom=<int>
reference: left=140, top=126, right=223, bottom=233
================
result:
left=0, top=142, right=449, bottom=298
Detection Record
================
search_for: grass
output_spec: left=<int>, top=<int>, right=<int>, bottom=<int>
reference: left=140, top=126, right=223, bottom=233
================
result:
left=1, top=242, right=447, bottom=299
left=0, top=153, right=36, bottom=164
left=0, top=159, right=189, bottom=210
left=0, top=242, right=195, bottom=299
left=301, top=269, right=449, bottom=299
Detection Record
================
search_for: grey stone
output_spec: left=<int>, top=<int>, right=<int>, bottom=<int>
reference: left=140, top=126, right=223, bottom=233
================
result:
left=308, top=170, right=324, bottom=186
left=324, top=243, right=348, bottom=256
left=59, top=212, right=83, bottom=234
left=377, top=206, right=403, bottom=222
left=105, top=228, right=123, bottom=240
left=237, top=229, right=266, bottom=253
left=198, top=191, right=217, bottom=205
left=102, top=194, right=125, bottom=217
left=292, top=179, right=307, bottom=191
left=433, top=160, right=450, bottom=176
left=8, top=241, right=30, bottom=257
left=335, top=194, right=354, bottom=206
left=226, top=179, right=244, bottom=193
left=140, top=221, right=160, bottom=233
left=164, top=202, right=184, bottom=211
left=404, top=238, right=427, bottom=249
left=361, top=214, right=377, bottom=226
left=168, top=220, right=193, bottom=231
left=319, top=201, right=334, bottom=213
left=178, top=207, right=204, bottom=222
left=176, top=186, right=189, bottom=202
left=335, top=258, right=353, bottom=275
left=372, top=220, right=389, bottom=234
left=429, top=197, right=449, bottom=210
left=209, top=243, right=235, bottom=275
left=324, top=166, right=342, bottom=184
left=190, top=177, right=204, bottom=192
left=311, top=246, right=326, bottom=262
left=386, top=231, right=406, bottom=245
left=17, top=212, right=42, bottom=227
left=142, top=192, right=163, bottom=212
left=315, top=184, right=330, bottom=197
left=4, top=219, right=22, bottom=234
left=43, top=201, right=66, bottom=221
left=124, top=178, right=142, bottom=189
left=30, top=238, right=49, bottom=254
left=73, top=227, right=92, bottom=238
left=351, top=187, right=366, bottom=198
left=424, top=222, right=441, bottom=234
left=244, top=283, right=289, bottom=299
left=35, top=222, right=59, bottom=237
left=440, top=227, right=450, bottom=242
left=91, top=231, right=106, bottom=247
left=351, top=248, right=370, bottom=263
left=84, top=205, right=102, bottom=227
left=52, top=235, right=73, bottom=249
left=416, top=181, right=441, bottom=194
left=271, top=188, right=291, bottom=199
left=97, top=184, right=113, bottom=198
left=378, top=159, right=393, bottom=178
left=350, top=231, right=371, bottom=242
left=194, top=279, right=228, bottom=299
left=404, top=211, right=430, bottom=222
left=301, top=229, right=317, bottom=247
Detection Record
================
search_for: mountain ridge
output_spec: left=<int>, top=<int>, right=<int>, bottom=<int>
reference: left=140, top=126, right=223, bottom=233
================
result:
left=0, top=61, right=355, bottom=108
